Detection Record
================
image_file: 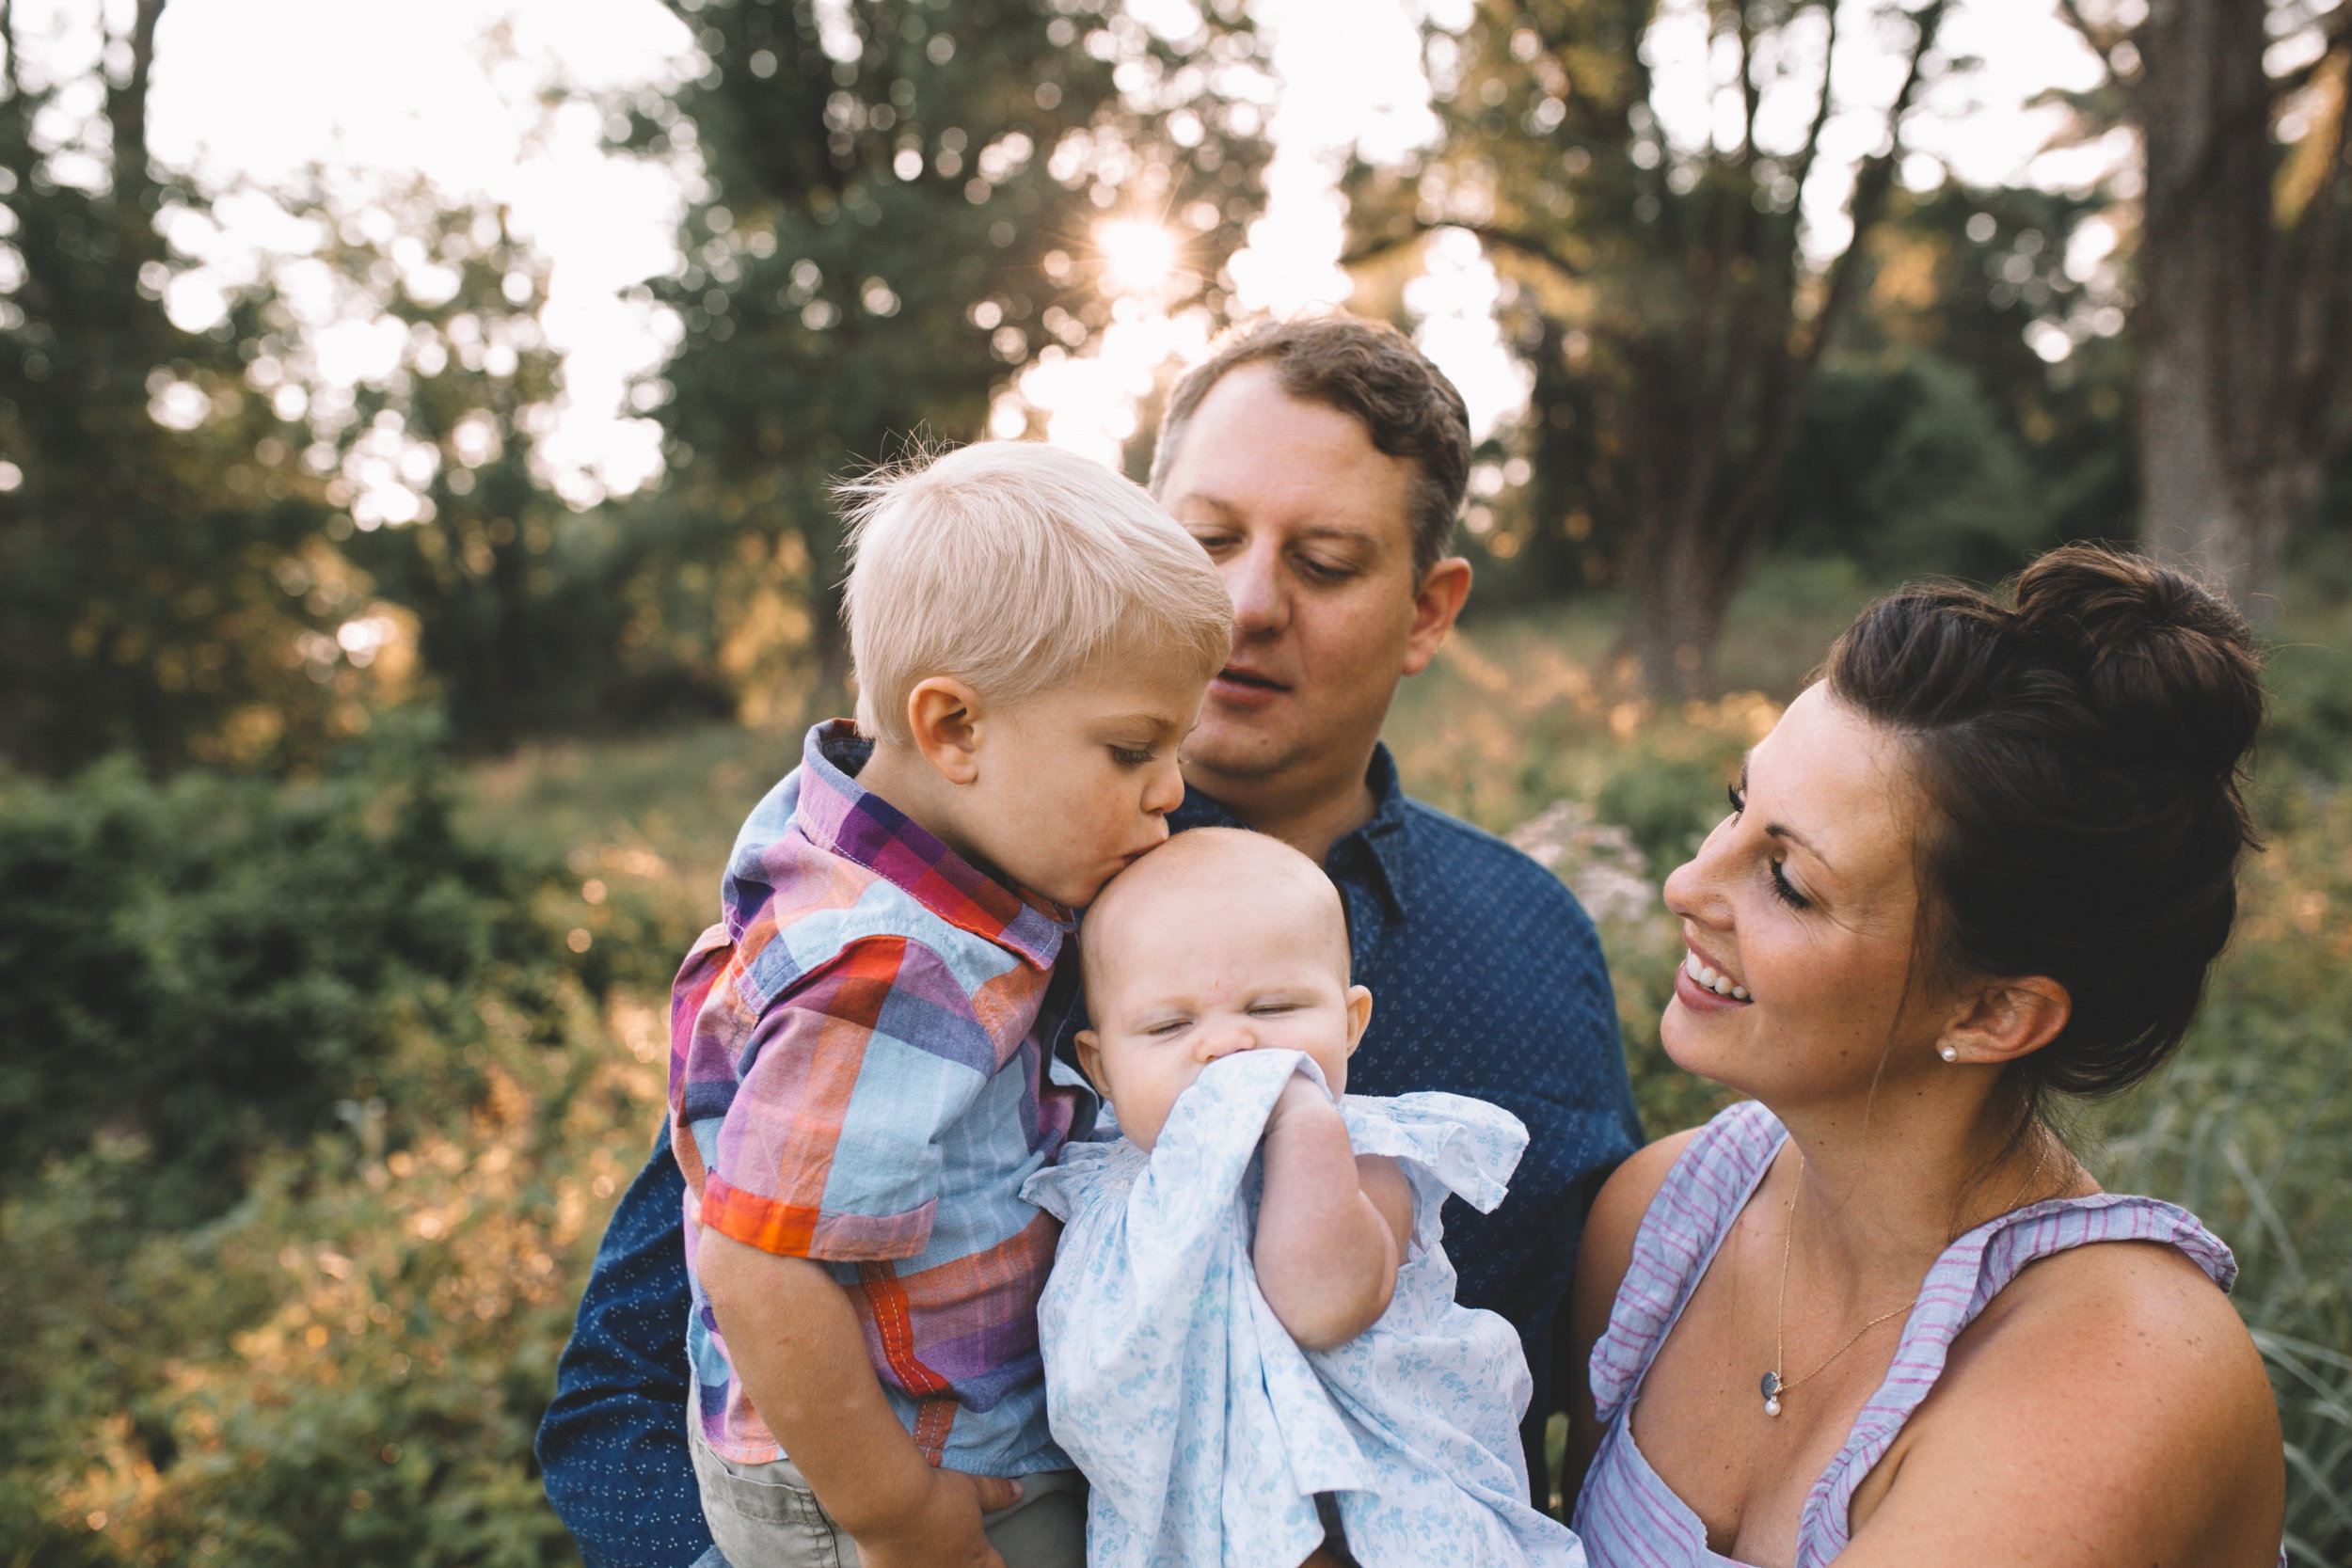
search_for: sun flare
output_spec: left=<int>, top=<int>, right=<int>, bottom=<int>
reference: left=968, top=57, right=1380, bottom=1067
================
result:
left=1095, top=219, right=1181, bottom=295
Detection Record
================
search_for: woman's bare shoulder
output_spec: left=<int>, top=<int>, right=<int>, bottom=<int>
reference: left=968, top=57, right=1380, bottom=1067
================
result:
left=1955, top=1233, right=2272, bottom=1415
left=1589, top=1128, right=1705, bottom=1254
left=1846, top=1234, right=2282, bottom=1567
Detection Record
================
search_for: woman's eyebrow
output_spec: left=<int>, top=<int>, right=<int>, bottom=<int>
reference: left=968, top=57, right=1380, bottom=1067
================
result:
left=1740, top=753, right=1835, bottom=871
left=1766, top=819, right=1831, bottom=871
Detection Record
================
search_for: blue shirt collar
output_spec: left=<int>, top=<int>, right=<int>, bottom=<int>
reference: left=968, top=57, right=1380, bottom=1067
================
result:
left=1170, top=742, right=1412, bottom=922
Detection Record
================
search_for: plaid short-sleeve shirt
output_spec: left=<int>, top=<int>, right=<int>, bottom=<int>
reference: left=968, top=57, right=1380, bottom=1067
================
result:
left=669, top=721, right=1090, bottom=1474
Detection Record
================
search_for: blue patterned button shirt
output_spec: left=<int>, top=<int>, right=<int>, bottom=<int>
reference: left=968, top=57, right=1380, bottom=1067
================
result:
left=536, top=743, right=1641, bottom=1567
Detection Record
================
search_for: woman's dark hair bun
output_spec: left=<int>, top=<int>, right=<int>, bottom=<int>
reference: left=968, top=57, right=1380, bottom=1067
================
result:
left=1827, top=544, right=2265, bottom=1109
left=2009, top=546, right=2263, bottom=781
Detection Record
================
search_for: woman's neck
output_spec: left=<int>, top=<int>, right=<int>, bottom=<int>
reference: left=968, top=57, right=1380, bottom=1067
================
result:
left=1769, top=1085, right=2088, bottom=1294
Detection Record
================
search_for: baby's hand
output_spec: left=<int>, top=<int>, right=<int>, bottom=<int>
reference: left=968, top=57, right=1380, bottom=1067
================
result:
left=852, top=1469, right=1018, bottom=1568
left=1264, top=1069, right=1342, bottom=1135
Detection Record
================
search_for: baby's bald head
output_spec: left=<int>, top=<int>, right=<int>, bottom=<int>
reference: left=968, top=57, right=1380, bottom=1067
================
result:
left=1081, top=827, right=1350, bottom=1003
left=1074, top=827, right=1372, bottom=1148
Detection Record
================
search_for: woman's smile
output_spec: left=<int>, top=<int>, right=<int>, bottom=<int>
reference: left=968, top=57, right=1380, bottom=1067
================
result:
left=1677, top=942, right=1752, bottom=1005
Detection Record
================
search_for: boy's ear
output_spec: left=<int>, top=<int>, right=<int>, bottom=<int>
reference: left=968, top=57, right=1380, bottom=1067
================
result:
left=904, top=677, right=985, bottom=785
left=1343, top=985, right=1373, bottom=1056
left=1073, top=1030, right=1107, bottom=1095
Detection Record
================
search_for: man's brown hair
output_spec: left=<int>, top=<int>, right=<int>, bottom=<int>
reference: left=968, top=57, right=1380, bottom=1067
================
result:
left=1147, top=313, right=1472, bottom=582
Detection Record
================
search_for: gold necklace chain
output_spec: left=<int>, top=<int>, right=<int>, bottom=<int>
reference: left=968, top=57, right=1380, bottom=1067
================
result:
left=1761, top=1153, right=1915, bottom=1418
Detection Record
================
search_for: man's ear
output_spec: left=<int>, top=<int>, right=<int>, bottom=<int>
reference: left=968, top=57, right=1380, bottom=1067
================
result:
left=1936, top=976, right=2071, bottom=1069
left=1343, top=985, right=1374, bottom=1056
left=1073, top=1030, right=1107, bottom=1096
left=1400, top=556, right=1473, bottom=676
left=904, top=676, right=986, bottom=785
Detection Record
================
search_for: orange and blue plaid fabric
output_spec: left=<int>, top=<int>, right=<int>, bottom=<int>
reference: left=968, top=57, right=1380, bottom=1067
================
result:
left=669, top=721, right=1089, bottom=1474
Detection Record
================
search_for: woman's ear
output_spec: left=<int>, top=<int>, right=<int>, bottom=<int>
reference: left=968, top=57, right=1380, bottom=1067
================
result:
left=904, top=677, right=985, bottom=785
left=1343, top=985, right=1374, bottom=1056
left=1936, top=976, right=2071, bottom=1068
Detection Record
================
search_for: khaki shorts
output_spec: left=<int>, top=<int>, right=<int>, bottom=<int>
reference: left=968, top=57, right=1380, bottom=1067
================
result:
left=689, top=1423, right=1087, bottom=1568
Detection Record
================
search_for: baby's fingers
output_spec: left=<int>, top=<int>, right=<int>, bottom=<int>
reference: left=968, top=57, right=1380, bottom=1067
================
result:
left=952, top=1469, right=1025, bottom=1514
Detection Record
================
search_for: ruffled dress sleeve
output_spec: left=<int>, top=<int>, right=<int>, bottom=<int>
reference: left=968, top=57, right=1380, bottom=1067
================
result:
left=1314, top=1092, right=1588, bottom=1567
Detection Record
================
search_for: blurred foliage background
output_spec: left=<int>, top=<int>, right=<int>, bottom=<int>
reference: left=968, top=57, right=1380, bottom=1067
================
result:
left=3, top=0, right=2350, bottom=1562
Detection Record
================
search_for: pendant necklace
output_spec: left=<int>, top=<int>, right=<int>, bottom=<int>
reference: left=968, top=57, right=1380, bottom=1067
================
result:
left=1761, top=1152, right=1915, bottom=1418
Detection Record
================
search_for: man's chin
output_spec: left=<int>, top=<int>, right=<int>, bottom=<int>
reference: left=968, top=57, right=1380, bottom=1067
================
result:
left=1181, top=710, right=1297, bottom=787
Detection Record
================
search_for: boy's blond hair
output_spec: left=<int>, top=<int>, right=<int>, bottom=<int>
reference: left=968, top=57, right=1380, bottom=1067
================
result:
left=840, top=441, right=1232, bottom=744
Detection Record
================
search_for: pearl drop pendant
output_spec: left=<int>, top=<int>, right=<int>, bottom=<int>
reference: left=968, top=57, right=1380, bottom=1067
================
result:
left=1760, top=1371, right=1783, bottom=1418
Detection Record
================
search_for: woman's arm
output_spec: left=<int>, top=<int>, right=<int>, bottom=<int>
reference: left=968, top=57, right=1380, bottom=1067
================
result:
left=1561, top=1130, right=1699, bottom=1502
left=1836, top=1240, right=2283, bottom=1568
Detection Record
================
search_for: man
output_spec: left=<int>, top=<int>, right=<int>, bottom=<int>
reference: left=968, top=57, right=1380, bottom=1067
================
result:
left=538, top=314, right=1643, bottom=1566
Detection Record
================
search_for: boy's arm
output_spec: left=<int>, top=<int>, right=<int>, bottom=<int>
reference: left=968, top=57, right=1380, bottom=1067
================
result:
left=699, top=1233, right=1018, bottom=1568
left=1250, top=1075, right=1415, bottom=1351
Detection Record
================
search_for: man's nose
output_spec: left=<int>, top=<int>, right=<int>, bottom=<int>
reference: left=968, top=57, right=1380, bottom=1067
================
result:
left=1221, top=536, right=1289, bottom=638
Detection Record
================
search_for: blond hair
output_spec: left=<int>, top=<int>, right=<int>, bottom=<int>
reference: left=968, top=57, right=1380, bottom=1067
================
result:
left=839, top=441, right=1232, bottom=744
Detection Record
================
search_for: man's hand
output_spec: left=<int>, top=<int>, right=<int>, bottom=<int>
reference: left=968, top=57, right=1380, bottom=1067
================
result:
left=854, top=1468, right=1022, bottom=1568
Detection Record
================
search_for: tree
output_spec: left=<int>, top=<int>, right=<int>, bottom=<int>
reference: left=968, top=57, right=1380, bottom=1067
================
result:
left=1345, top=0, right=1950, bottom=698
left=1774, top=183, right=2137, bottom=578
left=0, top=0, right=352, bottom=774
left=2058, top=0, right=2352, bottom=615
left=271, top=185, right=731, bottom=753
left=634, top=0, right=1271, bottom=697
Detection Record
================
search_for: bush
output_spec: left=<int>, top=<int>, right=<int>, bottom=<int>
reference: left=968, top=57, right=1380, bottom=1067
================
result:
left=0, top=729, right=585, bottom=1223
left=0, top=729, right=675, bottom=1566
left=0, top=1001, right=666, bottom=1568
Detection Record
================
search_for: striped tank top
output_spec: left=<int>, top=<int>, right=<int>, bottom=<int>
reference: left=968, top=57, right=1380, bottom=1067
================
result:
left=1572, top=1101, right=2255, bottom=1567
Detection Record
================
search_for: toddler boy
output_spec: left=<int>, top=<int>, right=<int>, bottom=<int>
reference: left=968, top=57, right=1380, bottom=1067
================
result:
left=1025, top=828, right=1588, bottom=1568
left=667, top=441, right=1232, bottom=1568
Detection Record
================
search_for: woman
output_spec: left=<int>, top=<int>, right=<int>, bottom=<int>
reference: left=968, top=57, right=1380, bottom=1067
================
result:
left=1565, top=546, right=2285, bottom=1567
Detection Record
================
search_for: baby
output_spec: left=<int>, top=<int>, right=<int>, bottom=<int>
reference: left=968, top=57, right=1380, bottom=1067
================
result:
left=1025, top=828, right=1588, bottom=1568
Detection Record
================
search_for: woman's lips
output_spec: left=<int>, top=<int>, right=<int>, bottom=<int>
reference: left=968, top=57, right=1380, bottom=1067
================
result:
left=1675, top=946, right=1754, bottom=1010
left=1681, top=947, right=1750, bottom=1001
left=1674, top=963, right=1751, bottom=1012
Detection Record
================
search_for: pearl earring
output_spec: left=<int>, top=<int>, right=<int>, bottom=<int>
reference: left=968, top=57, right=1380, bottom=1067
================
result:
left=1938, top=1045, right=1958, bottom=1063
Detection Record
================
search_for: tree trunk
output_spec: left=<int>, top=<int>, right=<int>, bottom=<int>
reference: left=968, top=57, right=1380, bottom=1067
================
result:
left=2134, top=0, right=2300, bottom=617
left=1601, top=0, right=1947, bottom=698
left=1615, top=473, right=1744, bottom=702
